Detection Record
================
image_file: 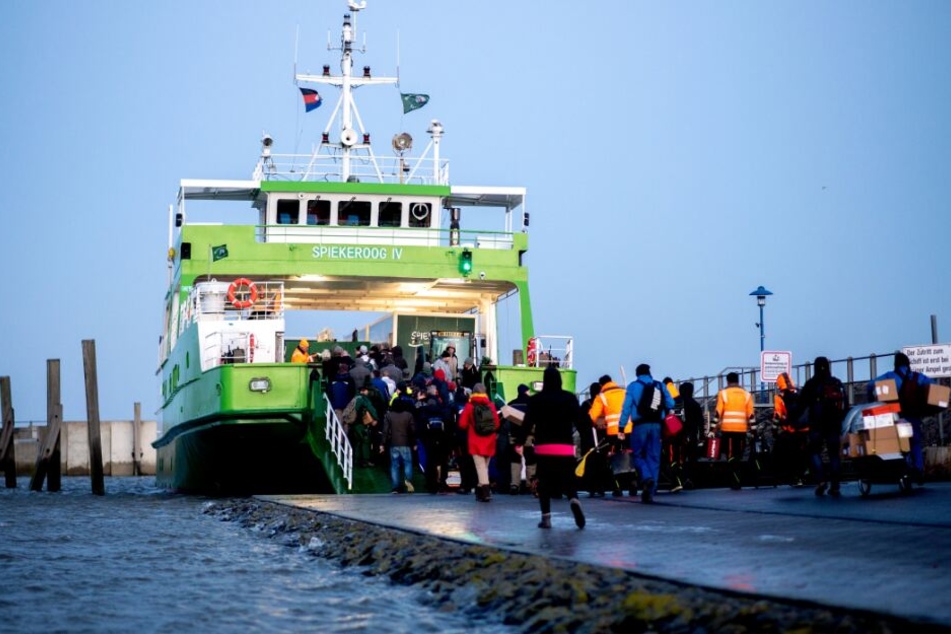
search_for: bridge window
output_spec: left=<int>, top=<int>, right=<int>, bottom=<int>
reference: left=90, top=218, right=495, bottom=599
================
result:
left=408, top=202, right=432, bottom=228
left=276, top=199, right=299, bottom=225
left=306, top=199, right=331, bottom=225
left=338, top=199, right=372, bottom=226
left=379, top=201, right=402, bottom=227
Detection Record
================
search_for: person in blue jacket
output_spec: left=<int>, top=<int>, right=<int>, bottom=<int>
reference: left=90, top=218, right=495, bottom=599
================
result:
left=867, top=352, right=933, bottom=483
left=618, top=363, right=675, bottom=503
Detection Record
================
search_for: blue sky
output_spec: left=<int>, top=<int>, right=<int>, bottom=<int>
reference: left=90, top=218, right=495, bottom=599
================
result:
left=1, top=1, right=949, bottom=422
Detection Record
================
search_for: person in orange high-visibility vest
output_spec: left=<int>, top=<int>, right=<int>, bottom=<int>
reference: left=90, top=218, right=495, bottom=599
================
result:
left=588, top=374, right=629, bottom=496
left=715, top=372, right=754, bottom=490
left=773, top=372, right=809, bottom=487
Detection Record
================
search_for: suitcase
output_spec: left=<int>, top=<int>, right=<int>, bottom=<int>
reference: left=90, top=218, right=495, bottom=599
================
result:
left=705, top=436, right=721, bottom=460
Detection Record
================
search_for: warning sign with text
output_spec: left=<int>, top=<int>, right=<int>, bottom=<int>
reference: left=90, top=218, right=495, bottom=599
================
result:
left=902, top=344, right=951, bottom=378
left=761, top=351, right=792, bottom=382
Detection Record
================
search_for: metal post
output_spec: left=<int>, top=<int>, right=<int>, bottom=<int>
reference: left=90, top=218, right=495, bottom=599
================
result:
left=932, top=314, right=939, bottom=344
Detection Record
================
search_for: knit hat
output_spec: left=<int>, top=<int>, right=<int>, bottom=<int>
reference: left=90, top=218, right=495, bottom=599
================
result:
left=517, top=384, right=529, bottom=395
left=473, top=382, right=487, bottom=394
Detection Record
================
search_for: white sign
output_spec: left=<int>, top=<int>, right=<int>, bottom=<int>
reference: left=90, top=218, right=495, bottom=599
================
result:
left=902, top=344, right=951, bottom=378
left=761, top=350, right=792, bottom=382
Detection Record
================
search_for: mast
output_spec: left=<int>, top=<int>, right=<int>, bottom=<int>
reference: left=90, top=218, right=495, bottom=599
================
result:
left=295, top=1, right=398, bottom=182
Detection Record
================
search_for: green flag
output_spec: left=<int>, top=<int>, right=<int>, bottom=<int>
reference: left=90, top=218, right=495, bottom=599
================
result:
left=212, top=244, right=229, bottom=262
left=400, top=93, right=430, bottom=114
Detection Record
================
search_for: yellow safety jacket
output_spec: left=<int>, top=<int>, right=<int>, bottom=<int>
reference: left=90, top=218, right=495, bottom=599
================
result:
left=291, top=346, right=311, bottom=364
left=716, top=386, right=753, bottom=433
left=589, top=382, right=629, bottom=435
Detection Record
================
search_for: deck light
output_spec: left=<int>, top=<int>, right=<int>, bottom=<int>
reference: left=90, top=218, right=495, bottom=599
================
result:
left=363, top=133, right=370, bottom=144
left=322, top=65, right=331, bottom=76
left=363, top=66, right=371, bottom=78
left=459, top=249, right=473, bottom=276
left=322, top=133, right=330, bottom=143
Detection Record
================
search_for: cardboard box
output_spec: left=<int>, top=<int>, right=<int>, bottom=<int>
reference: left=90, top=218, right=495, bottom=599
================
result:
left=866, top=425, right=903, bottom=455
left=895, top=422, right=913, bottom=452
left=500, top=405, right=525, bottom=426
left=844, top=433, right=866, bottom=458
left=926, top=384, right=950, bottom=409
left=861, top=403, right=901, bottom=430
left=874, top=379, right=899, bottom=402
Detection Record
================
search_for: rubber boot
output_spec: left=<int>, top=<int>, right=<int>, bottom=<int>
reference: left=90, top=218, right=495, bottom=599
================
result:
left=537, top=513, right=551, bottom=529
left=475, top=486, right=484, bottom=502
left=482, top=484, right=492, bottom=502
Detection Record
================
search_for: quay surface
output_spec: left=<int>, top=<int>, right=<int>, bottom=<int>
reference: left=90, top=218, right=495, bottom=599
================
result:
left=263, top=480, right=951, bottom=627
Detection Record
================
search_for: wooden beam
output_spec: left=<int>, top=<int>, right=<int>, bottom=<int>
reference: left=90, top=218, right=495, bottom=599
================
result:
left=132, top=401, right=142, bottom=477
left=0, top=376, right=16, bottom=488
left=30, top=360, right=62, bottom=492
left=82, top=340, right=105, bottom=495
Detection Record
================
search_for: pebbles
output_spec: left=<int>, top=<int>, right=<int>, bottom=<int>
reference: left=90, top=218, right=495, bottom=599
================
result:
left=205, top=499, right=945, bottom=633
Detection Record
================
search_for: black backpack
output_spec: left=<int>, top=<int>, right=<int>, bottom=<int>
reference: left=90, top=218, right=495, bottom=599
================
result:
left=472, top=401, right=496, bottom=436
left=898, top=371, right=926, bottom=418
left=636, top=381, right=665, bottom=422
left=811, top=377, right=847, bottom=429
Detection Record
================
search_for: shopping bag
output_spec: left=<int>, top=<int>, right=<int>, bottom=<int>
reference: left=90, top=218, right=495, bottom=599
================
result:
left=663, top=414, right=683, bottom=438
left=705, top=436, right=720, bottom=460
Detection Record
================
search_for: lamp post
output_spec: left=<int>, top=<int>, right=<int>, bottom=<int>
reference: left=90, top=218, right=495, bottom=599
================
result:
left=750, top=285, right=773, bottom=398
left=749, top=285, right=773, bottom=354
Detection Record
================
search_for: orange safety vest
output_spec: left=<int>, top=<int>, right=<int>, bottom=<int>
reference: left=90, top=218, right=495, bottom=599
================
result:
left=716, top=386, right=753, bottom=433
left=589, top=382, right=629, bottom=435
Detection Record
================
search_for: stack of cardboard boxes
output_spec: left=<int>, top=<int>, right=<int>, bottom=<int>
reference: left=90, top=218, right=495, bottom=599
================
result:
left=845, top=379, right=951, bottom=459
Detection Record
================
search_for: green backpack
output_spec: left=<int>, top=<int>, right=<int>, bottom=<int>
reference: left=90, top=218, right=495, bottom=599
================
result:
left=472, top=401, right=496, bottom=436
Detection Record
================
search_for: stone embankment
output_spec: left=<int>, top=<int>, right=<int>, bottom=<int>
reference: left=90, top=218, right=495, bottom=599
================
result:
left=205, top=498, right=947, bottom=634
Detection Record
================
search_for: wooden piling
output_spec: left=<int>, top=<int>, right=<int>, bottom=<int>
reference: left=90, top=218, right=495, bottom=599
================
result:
left=132, top=401, right=142, bottom=476
left=30, top=360, right=63, bottom=492
left=82, top=340, right=105, bottom=495
left=1, top=376, right=16, bottom=488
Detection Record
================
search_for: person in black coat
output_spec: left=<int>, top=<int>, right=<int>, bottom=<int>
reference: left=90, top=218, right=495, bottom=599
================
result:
left=524, top=366, right=586, bottom=529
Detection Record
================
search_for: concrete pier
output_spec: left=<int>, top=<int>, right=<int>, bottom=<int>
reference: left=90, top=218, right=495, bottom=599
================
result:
left=263, top=481, right=951, bottom=627
left=11, top=420, right=157, bottom=476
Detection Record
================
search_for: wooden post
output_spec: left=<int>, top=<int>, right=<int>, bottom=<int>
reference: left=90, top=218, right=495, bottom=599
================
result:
left=30, top=360, right=63, bottom=492
left=1, top=376, right=16, bottom=488
left=82, top=340, right=105, bottom=495
left=132, top=401, right=142, bottom=477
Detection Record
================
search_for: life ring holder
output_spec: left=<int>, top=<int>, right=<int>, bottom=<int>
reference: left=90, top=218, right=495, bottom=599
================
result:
left=227, top=278, right=258, bottom=309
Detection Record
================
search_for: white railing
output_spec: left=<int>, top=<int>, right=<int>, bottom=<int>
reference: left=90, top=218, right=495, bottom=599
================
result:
left=259, top=152, right=450, bottom=186
left=190, top=280, right=285, bottom=323
left=528, top=335, right=574, bottom=370
left=255, top=225, right=514, bottom=250
left=323, top=394, right=353, bottom=490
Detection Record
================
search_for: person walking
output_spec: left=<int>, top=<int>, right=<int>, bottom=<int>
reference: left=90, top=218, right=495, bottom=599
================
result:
left=588, top=375, right=629, bottom=497
left=618, top=364, right=675, bottom=503
left=715, top=372, right=754, bottom=490
left=773, top=372, right=809, bottom=487
left=867, top=352, right=934, bottom=484
left=382, top=393, right=417, bottom=493
left=524, top=366, right=586, bottom=529
left=676, top=382, right=704, bottom=489
left=504, top=384, right=532, bottom=494
left=458, top=382, right=500, bottom=502
left=798, top=356, right=849, bottom=496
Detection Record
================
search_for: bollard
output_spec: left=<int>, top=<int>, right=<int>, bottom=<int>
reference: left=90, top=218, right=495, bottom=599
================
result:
left=132, top=402, right=142, bottom=477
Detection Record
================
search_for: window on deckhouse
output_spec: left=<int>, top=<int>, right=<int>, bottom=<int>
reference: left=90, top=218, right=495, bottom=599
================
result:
left=307, top=199, right=331, bottom=225
left=276, top=199, right=299, bottom=225
left=339, top=199, right=371, bottom=226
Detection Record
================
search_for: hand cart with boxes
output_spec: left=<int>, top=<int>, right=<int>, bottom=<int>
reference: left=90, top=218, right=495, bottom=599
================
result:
left=842, top=402, right=914, bottom=496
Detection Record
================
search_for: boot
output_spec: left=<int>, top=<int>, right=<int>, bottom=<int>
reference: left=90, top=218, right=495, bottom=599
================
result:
left=537, top=513, right=552, bottom=529
left=474, top=486, right=484, bottom=502
left=570, top=498, right=586, bottom=529
left=482, top=484, right=492, bottom=502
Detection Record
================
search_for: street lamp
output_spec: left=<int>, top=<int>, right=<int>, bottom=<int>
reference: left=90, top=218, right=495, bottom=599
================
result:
left=749, top=285, right=773, bottom=353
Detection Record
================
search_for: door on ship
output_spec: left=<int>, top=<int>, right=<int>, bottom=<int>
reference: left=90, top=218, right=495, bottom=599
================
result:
left=428, top=330, right=472, bottom=368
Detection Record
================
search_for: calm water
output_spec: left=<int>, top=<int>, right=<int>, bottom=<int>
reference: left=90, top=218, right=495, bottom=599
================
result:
left=0, top=477, right=512, bottom=633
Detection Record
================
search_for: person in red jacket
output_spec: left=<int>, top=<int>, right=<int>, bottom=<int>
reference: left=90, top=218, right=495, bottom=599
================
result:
left=458, top=382, right=500, bottom=502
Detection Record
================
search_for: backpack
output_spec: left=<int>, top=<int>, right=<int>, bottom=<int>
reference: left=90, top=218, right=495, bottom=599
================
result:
left=340, top=396, right=358, bottom=427
left=636, top=381, right=665, bottom=422
left=811, top=377, right=847, bottom=429
left=427, top=417, right=445, bottom=432
left=898, top=371, right=926, bottom=418
left=472, top=401, right=496, bottom=436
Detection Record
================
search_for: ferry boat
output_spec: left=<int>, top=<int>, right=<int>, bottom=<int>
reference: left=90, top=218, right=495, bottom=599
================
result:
left=154, top=1, right=575, bottom=494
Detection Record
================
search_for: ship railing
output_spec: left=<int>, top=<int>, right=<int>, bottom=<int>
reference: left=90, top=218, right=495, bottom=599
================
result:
left=257, top=225, right=515, bottom=250
left=257, top=152, right=450, bottom=186
left=528, top=335, right=574, bottom=370
left=189, top=280, right=285, bottom=324
left=323, top=393, right=353, bottom=490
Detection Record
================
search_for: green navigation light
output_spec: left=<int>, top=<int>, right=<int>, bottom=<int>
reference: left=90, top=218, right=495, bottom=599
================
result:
left=459, top=248, right=473, bottom=276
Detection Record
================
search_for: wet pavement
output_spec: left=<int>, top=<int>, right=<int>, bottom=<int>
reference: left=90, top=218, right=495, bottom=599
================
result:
left=262, top=480, right=951, bottom=626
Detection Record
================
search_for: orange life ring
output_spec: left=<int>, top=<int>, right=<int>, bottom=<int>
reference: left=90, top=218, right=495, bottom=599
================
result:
left=227, top=278, right=258, bottom=309
left=526, top=337, right=538, bottom=366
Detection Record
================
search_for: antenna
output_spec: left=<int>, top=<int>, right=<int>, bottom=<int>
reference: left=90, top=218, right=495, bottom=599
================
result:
left=293, top=25, right=299, bottom=84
